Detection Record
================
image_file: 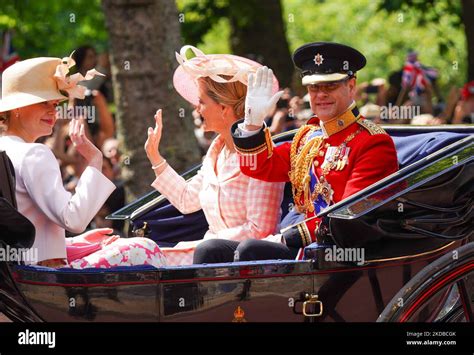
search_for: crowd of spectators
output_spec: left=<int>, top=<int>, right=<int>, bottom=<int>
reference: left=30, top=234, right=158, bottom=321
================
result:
left=2, top=45, right=473, bottom=236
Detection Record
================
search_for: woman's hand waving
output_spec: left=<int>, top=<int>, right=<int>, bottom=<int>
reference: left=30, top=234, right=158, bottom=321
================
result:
left=145, top=109, right=167, bottom=175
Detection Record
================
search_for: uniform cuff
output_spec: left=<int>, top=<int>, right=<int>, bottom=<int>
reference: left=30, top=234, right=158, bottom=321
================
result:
left=236, top=122, right=261, bottom=137
left=231, top=119, right=273, bottom=157
left=282, top=222, right=312, bottom=248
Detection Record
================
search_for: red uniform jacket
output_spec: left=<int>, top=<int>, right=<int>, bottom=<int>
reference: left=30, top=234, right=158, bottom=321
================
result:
left=232, top=106, right=398, bottom=254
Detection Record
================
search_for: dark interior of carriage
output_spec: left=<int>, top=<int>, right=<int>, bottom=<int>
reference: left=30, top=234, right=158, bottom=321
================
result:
left=0, top=151, right=35, bottom=250
left=0, top=126, right=473, bottom=272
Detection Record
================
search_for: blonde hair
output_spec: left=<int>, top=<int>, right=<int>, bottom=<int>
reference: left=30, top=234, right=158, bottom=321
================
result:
left=0, top=111, right=10, bottom=135
left=200, top=76, right=247, bottom=118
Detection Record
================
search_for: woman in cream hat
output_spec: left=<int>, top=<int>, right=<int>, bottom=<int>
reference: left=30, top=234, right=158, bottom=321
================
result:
left=144, top=45, right=285, bottom=265
left=0, top=56, right=166, bottom=268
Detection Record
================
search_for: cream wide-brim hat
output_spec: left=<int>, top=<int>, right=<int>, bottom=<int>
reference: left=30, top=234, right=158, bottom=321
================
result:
left=173, top=45, right=279, bottom=106
left=0, top=57, right=68, bottom=113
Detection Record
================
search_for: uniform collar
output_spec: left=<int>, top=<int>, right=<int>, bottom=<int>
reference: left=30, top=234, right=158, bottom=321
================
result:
left=308, top=101, right=360, bottom=137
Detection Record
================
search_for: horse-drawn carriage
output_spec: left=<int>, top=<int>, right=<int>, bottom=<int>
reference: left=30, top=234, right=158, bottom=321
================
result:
left=0, top=124, right=472, bottom=322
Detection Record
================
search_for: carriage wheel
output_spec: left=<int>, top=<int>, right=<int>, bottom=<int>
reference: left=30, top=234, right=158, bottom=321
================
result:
left=377, top=242, right=474, bottom=322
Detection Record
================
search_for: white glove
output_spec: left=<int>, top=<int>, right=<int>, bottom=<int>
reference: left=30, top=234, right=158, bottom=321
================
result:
left=244, top=66, right=284, bottom=127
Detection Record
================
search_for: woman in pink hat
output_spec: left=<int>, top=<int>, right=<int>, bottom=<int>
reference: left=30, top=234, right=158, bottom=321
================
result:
left=144, top=46, right=285, bottom=265
left=0, top=55, right=166, bottom=269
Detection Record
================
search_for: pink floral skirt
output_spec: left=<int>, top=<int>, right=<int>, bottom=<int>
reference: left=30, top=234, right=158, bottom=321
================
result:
left=69, top=237, right=167, bottom=269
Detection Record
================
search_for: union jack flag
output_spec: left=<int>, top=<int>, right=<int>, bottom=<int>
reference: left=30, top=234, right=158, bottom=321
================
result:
left=1, top=30, right=20, bottom=74
left=401, top=59, right=438, bottom=96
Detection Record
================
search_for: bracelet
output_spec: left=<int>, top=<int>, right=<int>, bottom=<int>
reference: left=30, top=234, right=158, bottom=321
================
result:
left=151, top=159, right=167, bottom=170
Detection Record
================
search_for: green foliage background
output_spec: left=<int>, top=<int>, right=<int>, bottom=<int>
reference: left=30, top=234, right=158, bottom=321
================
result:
left=1, top=0, right=467, bottom=93
left=282, top=0, right=466, bottom=91
left=0, top=0, right=107, bottom=57
left=186, top=0, right=467, bottom=92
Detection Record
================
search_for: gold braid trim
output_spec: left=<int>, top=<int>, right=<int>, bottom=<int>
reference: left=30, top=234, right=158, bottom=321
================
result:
left=296, top=224, right=307, bottom=247
left=295, top=222, right=312, bottom=247
left=235, top=127, right=274, bottom=157
left=264, top=127, right=273, bottom=158
left=288, top=125, right=323, bottom=214
left=235, top=143, right=267, bottom=155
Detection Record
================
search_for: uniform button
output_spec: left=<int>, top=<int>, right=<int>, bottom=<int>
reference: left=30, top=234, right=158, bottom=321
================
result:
left=319, top=150, right=324, bottom=156
left=314, top=161, right=319, bottom=167
left=325, top=143, right=330, bottom=148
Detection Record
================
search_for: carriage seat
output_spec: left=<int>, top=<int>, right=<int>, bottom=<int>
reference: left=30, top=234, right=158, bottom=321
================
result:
left=391, top=132, right=469, bottom=169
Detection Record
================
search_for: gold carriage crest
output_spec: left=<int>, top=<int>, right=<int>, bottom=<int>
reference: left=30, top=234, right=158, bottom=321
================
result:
left=232, top=306, right=247, bottom=322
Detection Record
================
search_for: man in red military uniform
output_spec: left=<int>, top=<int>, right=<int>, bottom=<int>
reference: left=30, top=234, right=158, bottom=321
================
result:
left=193, top=42, right=398, bottom=263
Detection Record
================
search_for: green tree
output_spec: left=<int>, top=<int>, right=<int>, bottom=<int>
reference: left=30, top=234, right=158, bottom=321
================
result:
left=282, top=0, right=466, bottom=94
left=178, top=0, right=294, bottom=87
left=379, top=0, right=474, bottom=82
left=178, top=0, right=467, bottom=94
left=0, top=0, right=107, bottom=57
left=102, top=0, right=200, bottom=199
left=1, top=0, right=201, bottom=199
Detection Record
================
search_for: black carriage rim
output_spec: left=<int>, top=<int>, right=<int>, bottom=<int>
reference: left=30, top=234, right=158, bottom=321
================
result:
left=400, top=261, right=474, bottom=322
left=378, top=242, right=474, bottom=322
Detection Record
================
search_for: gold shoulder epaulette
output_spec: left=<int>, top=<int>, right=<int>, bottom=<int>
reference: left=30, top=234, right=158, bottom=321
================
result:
left=357, top=119, right=387, bottom=135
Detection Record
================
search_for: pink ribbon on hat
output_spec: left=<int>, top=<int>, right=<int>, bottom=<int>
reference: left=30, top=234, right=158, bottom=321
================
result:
left=54, top=52, right=105, bottom=105
left=175, top=45, right=254, bottom=85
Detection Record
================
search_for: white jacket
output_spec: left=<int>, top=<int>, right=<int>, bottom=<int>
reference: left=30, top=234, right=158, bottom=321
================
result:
left=0, top=135, right=116, bottom=263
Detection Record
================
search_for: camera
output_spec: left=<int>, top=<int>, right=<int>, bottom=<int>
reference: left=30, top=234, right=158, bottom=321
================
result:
left=365, top=85, right=379, bottom=94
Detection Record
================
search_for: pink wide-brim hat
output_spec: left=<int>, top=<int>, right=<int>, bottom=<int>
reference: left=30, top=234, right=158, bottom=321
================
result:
left=173, top=45, right=280, bottom=106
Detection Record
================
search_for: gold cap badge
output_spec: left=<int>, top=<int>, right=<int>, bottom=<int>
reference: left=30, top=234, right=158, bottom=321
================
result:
left=314, top=53, right=324, bottom=66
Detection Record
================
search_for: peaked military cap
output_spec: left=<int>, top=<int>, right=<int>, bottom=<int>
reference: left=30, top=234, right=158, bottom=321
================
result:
left=292, top=42, right=366, bottom=85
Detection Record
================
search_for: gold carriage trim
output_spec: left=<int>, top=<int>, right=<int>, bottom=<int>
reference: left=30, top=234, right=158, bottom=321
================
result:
left=357, top=118, right=387, bottom=135
left=365, top=241, right=456, bottom=264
